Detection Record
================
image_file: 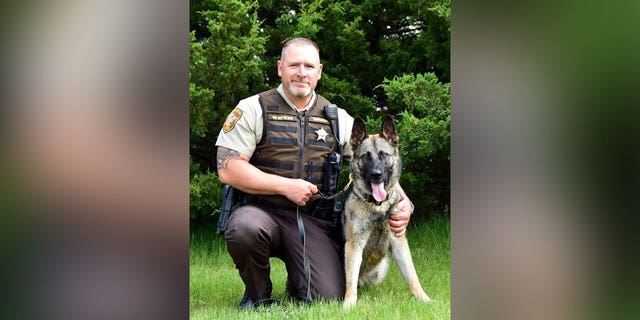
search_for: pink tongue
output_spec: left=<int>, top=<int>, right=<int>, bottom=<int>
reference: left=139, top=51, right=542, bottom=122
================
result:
left=372, top=182, right=387, bottom=202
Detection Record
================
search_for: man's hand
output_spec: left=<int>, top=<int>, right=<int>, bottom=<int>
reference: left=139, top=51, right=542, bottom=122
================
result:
left=283, top=179, right=319, bottom=206
left=389, top=198, right=414, bottom=237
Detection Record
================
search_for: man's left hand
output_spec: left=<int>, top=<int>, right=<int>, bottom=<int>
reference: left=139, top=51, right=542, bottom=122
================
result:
left=389, top=199, right=413, bottom=237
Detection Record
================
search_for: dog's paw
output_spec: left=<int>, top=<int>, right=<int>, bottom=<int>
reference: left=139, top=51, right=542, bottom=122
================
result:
left=343, top=297, right=357, bottom=309
left=417, top=292, right=433, bottom=303
left=411, top=287, right=432, bottom=303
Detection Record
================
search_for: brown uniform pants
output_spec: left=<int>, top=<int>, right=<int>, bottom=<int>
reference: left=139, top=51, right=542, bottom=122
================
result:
left=224, top=205, right=345, bottom=302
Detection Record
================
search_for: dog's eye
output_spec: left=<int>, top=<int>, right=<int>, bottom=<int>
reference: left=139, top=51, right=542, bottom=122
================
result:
left=378, top=151, right=387, bottom=159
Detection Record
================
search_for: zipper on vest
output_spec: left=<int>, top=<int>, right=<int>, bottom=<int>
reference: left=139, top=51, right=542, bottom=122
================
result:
left=297, top=115, right=306, bottom=178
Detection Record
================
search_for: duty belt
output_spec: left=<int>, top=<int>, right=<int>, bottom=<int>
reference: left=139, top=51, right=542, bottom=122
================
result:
left=242, top=195, right=334, bottom=221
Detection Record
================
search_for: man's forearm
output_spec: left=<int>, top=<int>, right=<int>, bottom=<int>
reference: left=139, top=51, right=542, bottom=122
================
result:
left=217, top=147, right=320, bottom=206
left=216, top=147, right=289, bottom=195
left=394, top=184, right=415, bottom=211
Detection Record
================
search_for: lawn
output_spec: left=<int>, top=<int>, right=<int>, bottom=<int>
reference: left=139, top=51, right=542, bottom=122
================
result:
left=190, top=215, right=450, bottom=319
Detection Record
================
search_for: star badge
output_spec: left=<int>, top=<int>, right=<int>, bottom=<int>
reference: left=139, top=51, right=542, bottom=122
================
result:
left=315, top=128, right=329, bottom=142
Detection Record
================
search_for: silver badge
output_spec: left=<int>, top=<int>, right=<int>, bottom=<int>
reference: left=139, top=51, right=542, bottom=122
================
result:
left=315, top=128, right=329, bottom=142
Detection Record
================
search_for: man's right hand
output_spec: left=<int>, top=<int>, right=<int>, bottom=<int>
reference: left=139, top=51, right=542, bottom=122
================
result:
left=284, top=179, right=318, bottom=206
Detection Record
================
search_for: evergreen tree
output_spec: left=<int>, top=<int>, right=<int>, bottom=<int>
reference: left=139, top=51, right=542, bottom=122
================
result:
left=189, top=0, right=450, bottom=221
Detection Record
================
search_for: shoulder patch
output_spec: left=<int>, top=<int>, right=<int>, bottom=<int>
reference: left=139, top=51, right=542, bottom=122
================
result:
left=222, top=108, right=243, bottom=133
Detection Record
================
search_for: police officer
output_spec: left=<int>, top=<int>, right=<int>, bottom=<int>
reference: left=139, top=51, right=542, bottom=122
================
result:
left=215, top=37, right=415, bottom=309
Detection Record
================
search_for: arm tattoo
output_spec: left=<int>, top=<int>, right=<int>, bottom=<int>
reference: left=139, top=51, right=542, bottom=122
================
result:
left=217, top=147, right=242, bottom=170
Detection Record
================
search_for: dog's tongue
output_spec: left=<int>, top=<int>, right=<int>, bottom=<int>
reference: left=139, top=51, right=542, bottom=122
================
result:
left=371, top=182, right=387, bottom=202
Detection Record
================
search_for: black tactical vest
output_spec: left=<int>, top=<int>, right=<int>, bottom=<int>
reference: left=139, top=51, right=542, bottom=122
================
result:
left=250, top=89, right=338, bottom=206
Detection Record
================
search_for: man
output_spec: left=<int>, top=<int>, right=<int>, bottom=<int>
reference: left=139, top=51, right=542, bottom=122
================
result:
left=215, top=37, right=415, bottom=309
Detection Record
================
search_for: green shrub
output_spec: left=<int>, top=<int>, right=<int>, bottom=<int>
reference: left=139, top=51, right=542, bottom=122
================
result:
left=378, top=73, right=450, bottom=217
left=190, top=157, right=223, bottom=221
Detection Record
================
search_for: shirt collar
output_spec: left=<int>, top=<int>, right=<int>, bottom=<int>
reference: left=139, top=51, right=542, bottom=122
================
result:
left=277, top=84, right=316, bottom=113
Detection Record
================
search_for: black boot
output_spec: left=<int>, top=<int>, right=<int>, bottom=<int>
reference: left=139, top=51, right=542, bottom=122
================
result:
left=239, top=279, right=280, bottom=309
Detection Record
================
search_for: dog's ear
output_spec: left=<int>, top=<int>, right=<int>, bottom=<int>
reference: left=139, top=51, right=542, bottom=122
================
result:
left=350, top=117, right=367, bottom=150
left=380, top=115, right=398, bottom=146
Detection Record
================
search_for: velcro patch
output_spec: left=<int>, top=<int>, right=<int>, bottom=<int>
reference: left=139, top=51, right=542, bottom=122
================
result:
left=268, top=114, right=296, bottom=121
left=309, top=116, right=330, bottom=124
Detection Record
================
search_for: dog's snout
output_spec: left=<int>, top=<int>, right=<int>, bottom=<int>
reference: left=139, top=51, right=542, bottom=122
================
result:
left=371, top=168, right=382, bottom=179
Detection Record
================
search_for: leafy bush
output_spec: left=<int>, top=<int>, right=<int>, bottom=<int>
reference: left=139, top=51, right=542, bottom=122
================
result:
left=377, top=73, right=450, bottom=217
left=190, top=157, right=223, bottom=221
left=190, top=0, right=268, bottom=222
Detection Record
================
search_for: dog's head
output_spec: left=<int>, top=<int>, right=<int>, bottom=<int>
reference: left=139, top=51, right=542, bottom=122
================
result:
left=349, top=116, right=401, bottom=202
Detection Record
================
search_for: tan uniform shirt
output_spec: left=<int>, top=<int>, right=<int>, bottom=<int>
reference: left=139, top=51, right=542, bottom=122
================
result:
left=216, top=84, right=354, bottom=162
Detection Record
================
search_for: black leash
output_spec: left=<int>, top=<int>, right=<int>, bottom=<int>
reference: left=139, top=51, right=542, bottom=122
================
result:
left=296, top=206, right=313, bottom=303
left=296, top=176, right=352, bottom=303
left=309, top=175, right=352, bottom=202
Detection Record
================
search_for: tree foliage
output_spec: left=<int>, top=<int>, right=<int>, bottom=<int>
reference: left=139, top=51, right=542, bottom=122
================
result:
left=190, top=0, right=268, bottom=171
left=383, top=73, right=450, bottom=215
left=190, top=0, right=450, bottom=221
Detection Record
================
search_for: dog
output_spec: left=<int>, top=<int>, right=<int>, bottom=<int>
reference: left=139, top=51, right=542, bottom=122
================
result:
left=342, top=115, right=432, bottom=309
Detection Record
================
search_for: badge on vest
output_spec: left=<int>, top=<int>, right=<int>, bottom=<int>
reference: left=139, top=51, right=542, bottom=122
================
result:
left=315, top=128, right=329, bottom=142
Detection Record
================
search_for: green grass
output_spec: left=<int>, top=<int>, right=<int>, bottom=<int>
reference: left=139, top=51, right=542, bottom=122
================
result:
left=190, top=215, right=450, bottom=319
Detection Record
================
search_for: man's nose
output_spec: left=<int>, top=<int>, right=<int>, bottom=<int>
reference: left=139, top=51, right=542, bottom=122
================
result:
left=296, top=65, right=308, bottom=76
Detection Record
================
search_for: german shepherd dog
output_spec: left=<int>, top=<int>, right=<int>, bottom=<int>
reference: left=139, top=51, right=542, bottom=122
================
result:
left=343, top=116, right=431, bottom=309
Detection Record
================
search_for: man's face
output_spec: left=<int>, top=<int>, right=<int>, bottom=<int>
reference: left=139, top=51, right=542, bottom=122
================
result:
left=277, top=44, right=323, bottom=100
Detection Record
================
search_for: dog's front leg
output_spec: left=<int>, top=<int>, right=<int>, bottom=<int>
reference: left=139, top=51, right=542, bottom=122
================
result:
left=343, top=235, right=366, bottom=309
left=389, top=235, right=432, bottom=302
